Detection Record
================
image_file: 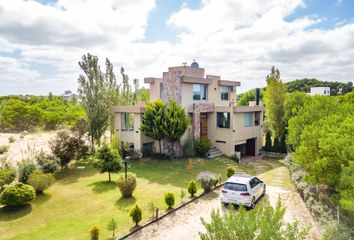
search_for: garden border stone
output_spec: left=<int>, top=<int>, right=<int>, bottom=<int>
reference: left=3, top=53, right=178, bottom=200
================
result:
left=117, top=183, right=224, bottom=240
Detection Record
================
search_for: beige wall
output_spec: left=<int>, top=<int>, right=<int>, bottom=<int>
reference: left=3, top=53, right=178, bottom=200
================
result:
left=149, top=78, right=162, bottom=102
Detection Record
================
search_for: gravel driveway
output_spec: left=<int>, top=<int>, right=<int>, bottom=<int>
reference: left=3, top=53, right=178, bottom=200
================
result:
left=127, top=158, right=321, bottom=240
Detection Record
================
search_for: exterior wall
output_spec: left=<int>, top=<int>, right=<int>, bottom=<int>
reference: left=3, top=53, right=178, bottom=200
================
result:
left=148, top=78, right=162, bottom=102
left=310, top=87, right=330, bottom=96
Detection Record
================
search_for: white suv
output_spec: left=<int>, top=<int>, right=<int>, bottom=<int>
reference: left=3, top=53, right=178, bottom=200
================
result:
left=220, top=174, right=266, bottom=208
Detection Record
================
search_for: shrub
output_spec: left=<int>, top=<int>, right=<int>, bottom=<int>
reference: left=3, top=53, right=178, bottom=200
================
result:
left=264, top=131, right=272, bottom=151
left=230, top=153, right=239, bottom=163
left=117, top=172, right=137, bottom=198
left=188, top=180, right=197, bottom=197
left=90, top=225, right=100, bottom=240
left=0, top=156, right=13, bottom=170
left=0, top=145, right=9, bottom=154
left=182, top=138, right=195, bottom=157
left=28, top=170, right=55, bottom=193
left=194, top=138, right=211, bottom=156
left=35, top=151, right=61, bottom=173
left=17, top=160, right=39, bottom=183
left=148, top=201, right=155, bottom=218
left=226, top=166, right=236, bottom=178
left=322, top=221, right=352, bottom=240
left=197, top=171, right=218, bottom=192
left=0, top=183, right=35, bottom=206
left=0, top=169, right=16, bottom=190
left=8, top=136, right=16, bottom=143
left=129, top=204, right=142, bottom=226
left=49, top=130, right=88, bottom=167
left=164, top=192, right=175, bottom=209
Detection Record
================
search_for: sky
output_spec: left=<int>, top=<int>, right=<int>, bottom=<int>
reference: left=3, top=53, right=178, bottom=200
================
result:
left=0, top=0, right=353, bottom=95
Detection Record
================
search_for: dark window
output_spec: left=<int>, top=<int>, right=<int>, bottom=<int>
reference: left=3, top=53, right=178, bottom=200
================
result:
left=160, top=83, right=164, bottom=99
left=122, top=113, right=134, bottom=131
left=217, top=112, right=230, bottom=128
left=193, top=84, right=207, bottom=100
left=250, top=178, right=261, bottom=188
left=255, top=112, right=260, bottom=126
left=224, top=182, right=247, bottom=191
left=220, top=86, right=230, bottom=101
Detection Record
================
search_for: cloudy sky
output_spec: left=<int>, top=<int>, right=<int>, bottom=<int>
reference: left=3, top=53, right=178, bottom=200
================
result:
left=0, top=0, right=353, bottom=95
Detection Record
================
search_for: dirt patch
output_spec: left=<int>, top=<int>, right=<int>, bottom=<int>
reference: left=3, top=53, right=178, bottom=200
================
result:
left=127, top=159, right=321, bottom=240
left=0, top=132, right=56, bottom=165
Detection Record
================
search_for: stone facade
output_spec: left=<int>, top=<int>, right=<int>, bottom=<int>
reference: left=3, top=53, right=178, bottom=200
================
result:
left=192, top=102, right=214, bottom=139
left=162, top=70, right=182, bottom=104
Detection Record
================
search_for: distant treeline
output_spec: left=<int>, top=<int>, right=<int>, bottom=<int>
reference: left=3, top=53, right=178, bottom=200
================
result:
left=0, top=95, right=85, bottom=132
left=238, top=78, right=353, bottom=105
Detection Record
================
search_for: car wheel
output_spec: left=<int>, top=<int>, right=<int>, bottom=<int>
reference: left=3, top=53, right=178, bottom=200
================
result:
left=250, top=197, right=256, bottom=209
left=262, top=185, right=266, bottom=196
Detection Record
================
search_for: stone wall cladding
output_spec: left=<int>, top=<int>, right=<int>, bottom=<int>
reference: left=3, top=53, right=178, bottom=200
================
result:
left=193, top=102, right=214, bottom=139
left=162, top=71, right=182, bottom=104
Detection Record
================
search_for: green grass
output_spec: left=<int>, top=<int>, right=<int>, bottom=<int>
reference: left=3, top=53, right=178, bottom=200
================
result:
left=0, top=156, right=293, bottom=240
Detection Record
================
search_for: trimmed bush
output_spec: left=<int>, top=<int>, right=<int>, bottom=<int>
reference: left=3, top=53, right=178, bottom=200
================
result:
left=8, top=136, right=16, bottom=143
left=129, top=204, right=142, bottom=226
left=188, top=180, right=197, bottom=197
left=0, top=183, right=35, bottom=206
left=0, top=169, right=16, bottom=190
left=35, top=151, right=61, bottom=173
left=194, top=138, right=211, bottom=156
left=197, top=171, right=218, bottom=192
left=28, top=170, right=55, bottom=193
left=226, top=166, right=236, bottom=178
left=18, top=160, right=39, bottom=183
left=0, top=145, right=9, bottom=154
left=90, top=225, right=100, bottom=240
left=164, top=192, right=175, bottom=209
left=117, top=172, right=137, bottom=198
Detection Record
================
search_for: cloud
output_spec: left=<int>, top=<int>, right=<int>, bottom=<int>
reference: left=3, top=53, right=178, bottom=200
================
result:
left=0, top=0, right=353, bottom=95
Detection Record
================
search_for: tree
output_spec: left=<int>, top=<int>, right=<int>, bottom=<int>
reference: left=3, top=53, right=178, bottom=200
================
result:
left=130, top=204, right=142, bottom=226
left=264, top=131, right=272, bottom=151
left=107, top=218, right=117, bottom=237
left=263, top=66, right=287, bottom=139
left=199, top=198, right=308, bottom=240
left=237, top=88, right=265, bottom=106
left=163, top=100, right=189, bottom=156
left=188, top=180, right=197, bottom=197
left=94, top=143, right=122, bottom=182
left=141, top=100, right=166, bottom=153
left=78, top=53, right=117, bottom=152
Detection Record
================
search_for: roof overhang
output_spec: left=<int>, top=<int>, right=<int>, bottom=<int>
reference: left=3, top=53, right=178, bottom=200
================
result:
left=111, top=106, right=145, bottom=113
left=218, top=80, right=241, bottom=87
left=181, top=76, right=212, bottom=85
left=233, top=105, right=264, bottom=113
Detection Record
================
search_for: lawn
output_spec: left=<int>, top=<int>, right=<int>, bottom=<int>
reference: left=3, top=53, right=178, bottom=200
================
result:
left=0, top=156, right=291, bottom=240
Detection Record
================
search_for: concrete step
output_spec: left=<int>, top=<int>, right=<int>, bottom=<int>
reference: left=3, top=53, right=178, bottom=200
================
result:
left=207, top=147, right=223, bottom=158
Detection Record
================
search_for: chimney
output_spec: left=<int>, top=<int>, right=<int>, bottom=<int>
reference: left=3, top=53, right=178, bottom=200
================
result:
left=256, top=88, right=260, bottom=105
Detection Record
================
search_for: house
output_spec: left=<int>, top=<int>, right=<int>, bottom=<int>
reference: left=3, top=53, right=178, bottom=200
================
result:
left=112, top=61, right=264, bottom=158
left=310, top=87, right=330, bottom=96
left=61, top=90, right=74, bottom=101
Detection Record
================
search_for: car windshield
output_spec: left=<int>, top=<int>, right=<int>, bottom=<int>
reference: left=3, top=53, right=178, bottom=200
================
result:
left=224, top=182, right=247, bottom=191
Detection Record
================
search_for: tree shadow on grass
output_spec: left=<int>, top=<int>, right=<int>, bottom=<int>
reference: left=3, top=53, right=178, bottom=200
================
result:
left=55, top=164, right=97, bottom=185
left=87, top=181, right=117, bottom=193
left=33, top=192, right=52, bottom=205
left=115, top=196, right=137, bottom=210
left=0, top=204, right=32, bottom=221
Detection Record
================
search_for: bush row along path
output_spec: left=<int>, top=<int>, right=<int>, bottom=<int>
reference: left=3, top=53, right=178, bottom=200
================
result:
left=127, top=157, right=321, bottom=240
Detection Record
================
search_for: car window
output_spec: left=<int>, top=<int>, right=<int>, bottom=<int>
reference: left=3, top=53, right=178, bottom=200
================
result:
left=224, top=182, right=247, bottom=191
left=249, top=179, right=255, bottom=188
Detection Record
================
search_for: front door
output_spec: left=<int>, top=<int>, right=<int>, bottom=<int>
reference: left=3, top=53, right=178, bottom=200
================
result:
left=200, top=113, right=208, bottom=138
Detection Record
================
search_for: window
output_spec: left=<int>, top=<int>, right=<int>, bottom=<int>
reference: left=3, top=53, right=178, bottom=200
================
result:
left=250, top=178, right=261, bottom=188
left=244, top=112, right=253, bottom=127
left=160, top=83, right=164, bottom=99
left=217, top=112, right=230, bottom=128
left=122, top=113, right=134, bottom=130
left=254, top=112, right=260, bottom=126
left=220, top=86, right=230, bottom=101
left=193, top=84, right=207, bottom=100
left=224, top=182, right=247, bottom=191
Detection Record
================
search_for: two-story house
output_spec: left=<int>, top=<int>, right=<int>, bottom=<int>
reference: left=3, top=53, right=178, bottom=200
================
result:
left=112, top=61, right=264, bottom=158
